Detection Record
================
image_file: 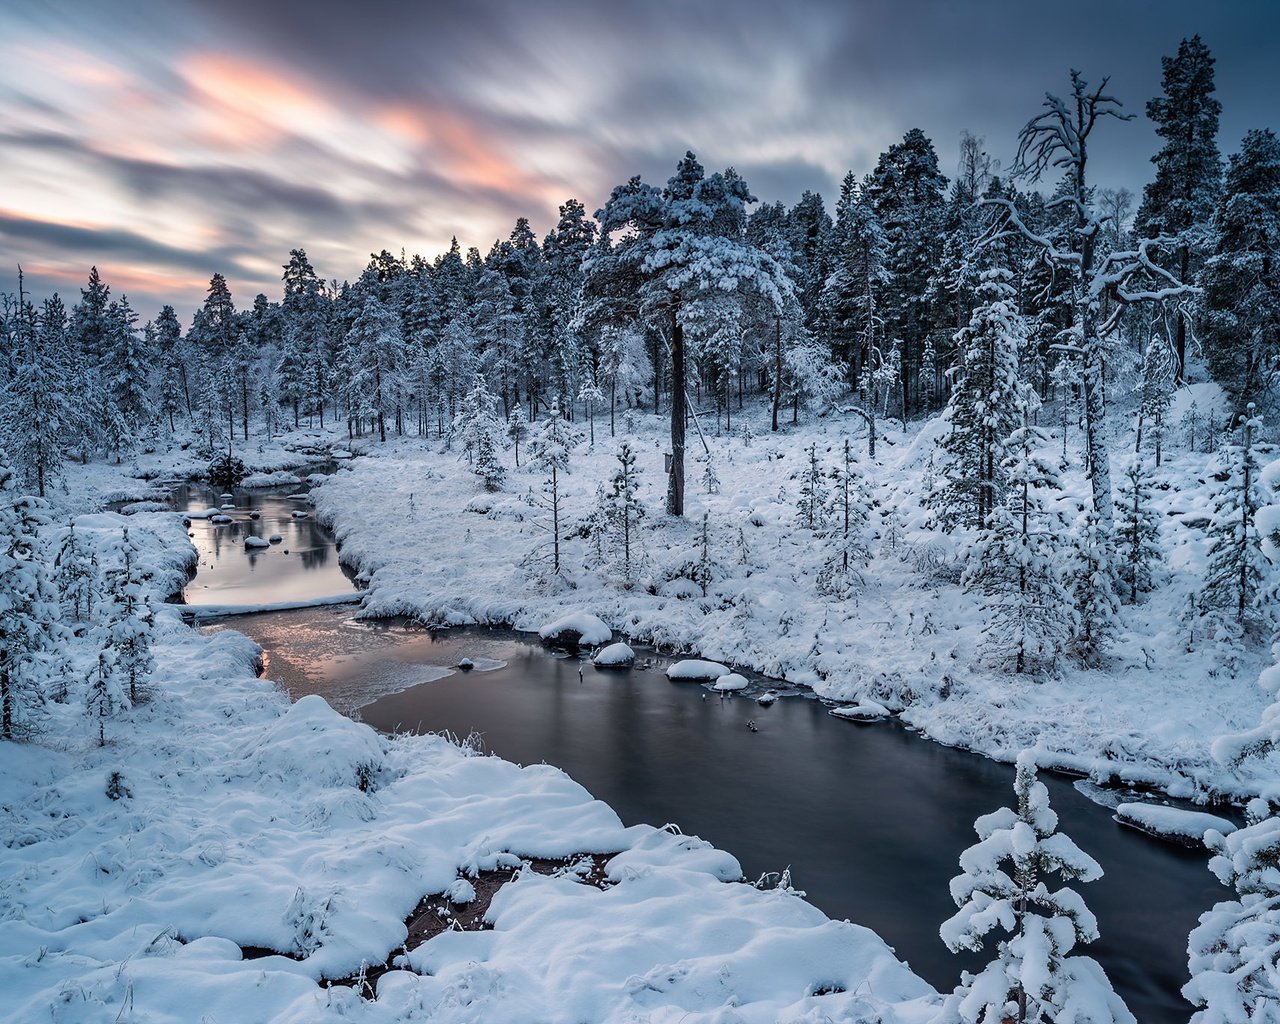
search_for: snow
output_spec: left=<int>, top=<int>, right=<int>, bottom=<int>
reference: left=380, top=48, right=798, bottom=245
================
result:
left=291, top=509, right=310, bottom=519
left=1113, top=802, right=1237, bottom=846
left=537, top=611, right=611, bottom=646
left=240, top=470, right=304, bottom=488
left=667, top=659, right=731, bottom=682
left=714, top=672, right=749, bottom=691
left=305, top=410, right=1280, bottom=805
left=830, top=701, right=891, bottom=722
left=0, top=508, right=936, bottom=1023
left=245, top=536, right=271, bottom=549
left=592, top=642, right=636, bottom=668
left=186, top=593, right=365, bottom=618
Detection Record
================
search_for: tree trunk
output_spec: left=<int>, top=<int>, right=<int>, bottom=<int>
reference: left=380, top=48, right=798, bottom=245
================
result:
left=771, top=314, right=782, bottom=432
left=667, top=295, right=686, bottom=517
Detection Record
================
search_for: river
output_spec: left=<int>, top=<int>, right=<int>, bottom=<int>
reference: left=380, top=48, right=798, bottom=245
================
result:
left=180, top=478, right=1223, bottom=1023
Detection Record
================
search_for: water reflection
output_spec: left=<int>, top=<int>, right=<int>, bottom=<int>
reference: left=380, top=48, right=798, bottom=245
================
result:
left=225, top=608, right=1219, bottom=1024
left=172, top=479, right=357, bottom=606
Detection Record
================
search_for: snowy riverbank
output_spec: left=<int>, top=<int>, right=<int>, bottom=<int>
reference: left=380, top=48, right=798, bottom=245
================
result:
left=311, top=403, right=1279, bottom=806
left=2, top=450, right=942, bottom=1022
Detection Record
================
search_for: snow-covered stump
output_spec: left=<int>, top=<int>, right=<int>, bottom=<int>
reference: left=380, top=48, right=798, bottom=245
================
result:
left=538, top=611, right=611, bottom=652
left=1113, top=803, right=1237, bottom=848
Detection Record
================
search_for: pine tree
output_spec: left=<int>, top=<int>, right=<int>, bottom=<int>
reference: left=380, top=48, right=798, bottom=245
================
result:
left=99, top=526, right=156, bottom=705
left=1115, top=461, right=1162, bottom=604
left=105, top=295, right=153, bottom=436
left=1199, top=129, right=1280, bottom=407
left=1184, top=802, right=1280, bottom=1022
left=938, top=750, right=1132, bottom=1024
left=605, top=440, right=645, bottom=576
left=3, top=279, right=69, bottom=497
left=963, top=412, right=1074, bottom=674
left=506, top=408, right=529, bottom=467
left=1203, top=406, right=1267, bottom=624
left=1134, top=339, right=1174, bottom=467
left=346, top=292, right=404, bottom=443
left=1070, top=510, right=1120, bottom=661
left=817, top=438, right=870, bottom=598
left=1135, top=35, right=1223, bottom=384
left=71, top=266, right=111, bottom=366
left=932, top=270, right=1028, bottom=530
left=454, top=374, right=505, bottom=491
left=529, top=401, right=574, bottom=574
left=86, top=648, right=126, bottom=748
left=52, top=522, right=98, bottom=623
left=0, top=464, right=63, bottom=739
left=690, top=511, right=714, bottom=597
left=796, top=443, right=829, bottom=532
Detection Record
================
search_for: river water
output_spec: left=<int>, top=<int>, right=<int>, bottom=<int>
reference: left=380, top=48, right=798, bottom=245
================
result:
left=187, top=481, right=1224, bottom=1023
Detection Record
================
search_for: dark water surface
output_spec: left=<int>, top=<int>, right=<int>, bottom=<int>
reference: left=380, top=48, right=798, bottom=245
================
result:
left=224, top=609, right=1219, bottom=1024
left=172, top=477, right=357, bottom=606
left=194, top=483, right=1220, bottom=1023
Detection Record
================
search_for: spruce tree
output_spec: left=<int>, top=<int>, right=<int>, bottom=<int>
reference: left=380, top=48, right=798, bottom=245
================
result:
left=817, top=438, right=870, bottom=598
left=963, top=411, right=1074, bottom=674
left=1136, top=35, right=1223, bottom=384
left=3, top=281, right=69, bottom=497
left=529, top=401, right=574, bottom=574
left=1199, top=129, right=1280, bottom=407
left=52, top=522, right=98, bottom=623
left=1135, top=339, right=1174, bottom=467
left=932, top=270, right=1027, bottom=530
left=1184, top=802, right=1280, bottom=1023
left=796, top=443, right=829, bottom=532
left=100, top=526, right=156, bottom=706
left=1070, top=510, right=1121, bottom=661
left=1203, top=405, right=1267, bottom=624
left=105, top=295, right=153, bottom=436
left=1115, top=461, right=1162, bottom=604
left=605, top=440, right=645, bottom=576
left=939, top=750, right=1132, bottom=1024
left=506, top=408, right=529, bottom=467
left=0, top=463, right=63, bottom=739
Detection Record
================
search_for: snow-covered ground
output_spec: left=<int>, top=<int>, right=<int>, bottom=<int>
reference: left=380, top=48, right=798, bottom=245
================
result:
left=310, top=397, right=1279, bottom=805
left=1, top=505, right=938, bottom=1023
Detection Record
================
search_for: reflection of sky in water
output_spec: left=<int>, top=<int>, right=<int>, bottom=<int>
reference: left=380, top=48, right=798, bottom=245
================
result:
left=175, top=481, right=357, bottom=606
left=225, top=605, right=1222, bottom=1024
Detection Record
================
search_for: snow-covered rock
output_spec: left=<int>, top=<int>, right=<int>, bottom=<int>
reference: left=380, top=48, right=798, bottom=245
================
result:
left=210, top=514, right=233, bottom=524
left=240, top=471, right=303, bottom=488
left=667, top=659, right=730, bottom=682
left=714, top=672, right=749, bottom=691
left=244, top=536, right=270, bottom=549
left=268, top=534, right=283, bottom=543
left=458, top=657, right=474, bottom=671
left=291, top=510, right=309, bottom=519
left=185, top=507, right=222, bottom=520
left=592, top=642, right=636, bottom=669
left=830, top=701, right=890, bottom=723
left=538, top=612, right=611, bottom=647
left=757, top=691, right=778, bottom=705
left=248, top=510, right=261, bottom=519
left=1114, top=802, right=1237, bottom=847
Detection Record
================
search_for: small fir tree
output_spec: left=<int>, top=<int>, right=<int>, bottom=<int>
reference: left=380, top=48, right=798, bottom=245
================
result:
left=506, top=408, right=529, bottom=468
left=605, top=441, right=645, bottom=576
left=1115, top=461, right=1162, bottom=603
left=938, top=750, right=1133, bottom=1024
left=817, top=438, right=870, bottom=598
left=963, top=413, right=1074, bottom=674
left=529, top=401, right=574, bottom=574
left=796, top=443, right=829, bottom=532
left=1135, top=339, right=1174, bottom=467
left=1070, top=510, right=1121, bottom=662
left=1202, top=405, right=1267, bottom=624
left=0, top=464, right=63, bottom=739
left=86, top=648, right=127, bottom=748
left=1184, top=802, right=1280, bottom=1022
left=99, top=526, right=156, bottom=705
left=52, top=522, right=99, bottom=622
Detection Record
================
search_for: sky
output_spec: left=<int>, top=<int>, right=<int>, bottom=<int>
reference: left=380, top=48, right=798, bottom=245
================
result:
left=1, top=0, right=1278, bottom=321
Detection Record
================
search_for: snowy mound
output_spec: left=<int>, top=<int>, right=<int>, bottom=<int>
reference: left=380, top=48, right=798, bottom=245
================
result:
left=538, top=611, right=611, bottom=647
left=185, top=507, right=222, bottom=520
left=714, top=673, right=749, bottom=691
left=1114, top=803, right=1237, bottom=847
left=291, top=510, right=309, bottom=519
left=331, top=449, right=354, bottom=459
left=268, top=534, right=283, bottom=543
left=244, top=536, right=270, bottom=549
left=667, top=659, right=730, bottom=682
left=830, top=701, right=890, bottom=723
left=210, top=514, right=233, bottom=524
left=247, top=694, right=386, bottom=791
left=240, top=471, right=303, bottom=488
left=593, top=642, right=636, bottom=668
